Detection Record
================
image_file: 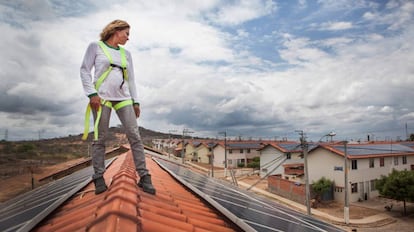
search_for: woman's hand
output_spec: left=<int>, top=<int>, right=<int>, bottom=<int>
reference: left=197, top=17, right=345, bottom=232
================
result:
left=89, top=95, right=101, bottom=111
left=134, top=104, right=140, bottom=118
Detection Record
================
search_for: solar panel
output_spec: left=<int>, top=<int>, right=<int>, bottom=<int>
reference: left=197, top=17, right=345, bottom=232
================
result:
left=227, top=143, right=263, bottom=149
left=0, top=158, right=116, bottom=232
left=332, top=144, right=414, bottom=156
left=155, top=158, right=344, bottom=232
left=277, top=143, right=302, bottom=151
left=401, top=142, right=414, bottom=147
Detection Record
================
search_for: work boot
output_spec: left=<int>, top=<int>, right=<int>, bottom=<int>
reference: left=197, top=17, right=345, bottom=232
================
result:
left=138, top=174, right=156, bottom=195
left=93, top=176, right=108, bottom=194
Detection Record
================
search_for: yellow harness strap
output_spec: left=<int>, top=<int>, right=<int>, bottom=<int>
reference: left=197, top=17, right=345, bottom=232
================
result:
left=82, top=41, right=132, bottom=141
left=81, top=99, right=133, bottom=141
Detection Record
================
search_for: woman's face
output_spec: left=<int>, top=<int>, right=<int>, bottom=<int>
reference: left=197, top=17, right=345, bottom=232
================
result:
left=116, top=28, right=130, bottom=45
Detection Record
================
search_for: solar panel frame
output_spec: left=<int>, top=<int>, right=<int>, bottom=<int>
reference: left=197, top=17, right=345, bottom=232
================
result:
left=0, top=158, right=116, bottom=232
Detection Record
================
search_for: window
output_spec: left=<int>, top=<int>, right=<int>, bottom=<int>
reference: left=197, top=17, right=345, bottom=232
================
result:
left=240, top=149, right=244, bottom=153
left=402, top=155, right=407, bottom=164
left=351, top=183, right=358, bottom=193
left=380, top=157, right=384, bottom=167
left=247, top=149, right=251, bottom=153
left=229, top=149, right=233, bottom=154
left=369, top=158, right=374, bottom=168
left=351, top=160, right=358, bottom=170
left=394, top=156, right=399, bottom=165
left=286, top=153, right=291, bottom=159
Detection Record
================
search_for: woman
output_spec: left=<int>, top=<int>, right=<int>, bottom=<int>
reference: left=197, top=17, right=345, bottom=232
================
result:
left=80, top=19, right=155, bottom=195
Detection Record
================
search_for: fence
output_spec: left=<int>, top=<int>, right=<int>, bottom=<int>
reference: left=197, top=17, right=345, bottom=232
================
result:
left=268, top=175, right=307, bottom=204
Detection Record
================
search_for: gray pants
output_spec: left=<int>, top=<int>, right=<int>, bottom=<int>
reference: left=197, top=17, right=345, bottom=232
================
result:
left=92, top=103, right=149, bottom=179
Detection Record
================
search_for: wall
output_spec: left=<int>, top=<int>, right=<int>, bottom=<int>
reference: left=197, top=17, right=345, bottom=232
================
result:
left=260, top=146, right=285, bottom=178
left=268, top=175, right=306, bottom=204
left=212, top=145, right=225, bottom=167
left=347, top=155, right=414, bottom=202
left=195, top=145, right=211, bottom=164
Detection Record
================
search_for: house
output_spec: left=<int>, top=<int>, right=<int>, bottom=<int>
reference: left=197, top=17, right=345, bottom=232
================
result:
left=152, top=138, right=180, bottom=155
left=307, top=142, right=414, bottom=203
left=183, top=140, right=197, bottom=161
left=193, top=140, right=215, bottom=163
left=212, top=140, right=263, bottom=168
left=258, top=142, right=303, bottom=179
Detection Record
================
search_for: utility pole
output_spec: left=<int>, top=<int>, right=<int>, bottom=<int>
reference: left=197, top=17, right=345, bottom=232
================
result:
left=181, top=128, right=193, bottom=164
left=344, top=141, right=350, bottom=224
left=406, top=122, right=409, bottom=140
left=219, top=131, right=227, bottom=177
left=296, top=130, right=311, bottom=215
left=211, top=143, right=214, bottom=177
left=168, top=129, right=177, bottom=159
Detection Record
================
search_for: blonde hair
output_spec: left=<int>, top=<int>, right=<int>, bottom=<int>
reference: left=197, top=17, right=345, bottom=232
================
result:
left=100, top=19, right=130, bottom=41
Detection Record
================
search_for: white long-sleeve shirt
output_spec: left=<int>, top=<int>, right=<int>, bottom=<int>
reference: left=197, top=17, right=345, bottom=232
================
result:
left=80, top=41, right=138, bottom=103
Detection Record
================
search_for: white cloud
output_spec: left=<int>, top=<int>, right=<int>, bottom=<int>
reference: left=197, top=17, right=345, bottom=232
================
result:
left=1, top=0, right=414, bottom=141
left=278, top=36, right=330, bottom=65
left=363, top=0, right=414, bottom=31
left=207, top=0, right=276, bottom=26
left=319, top=21, right=353, bottom=31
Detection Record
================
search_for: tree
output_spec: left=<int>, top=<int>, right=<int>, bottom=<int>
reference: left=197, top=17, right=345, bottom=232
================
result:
left=312, top=177, right=333, bottom=203
left=376, top=169, right=414, bottom=215
left=247, top=157, right=260, bottom=169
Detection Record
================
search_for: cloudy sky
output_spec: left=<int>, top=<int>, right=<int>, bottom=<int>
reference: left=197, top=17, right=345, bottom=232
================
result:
left=1, top=0, right=413, bottom=142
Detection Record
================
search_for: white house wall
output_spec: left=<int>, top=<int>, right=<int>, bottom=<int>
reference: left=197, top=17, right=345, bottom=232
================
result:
left=308, top=148, right=345, bottom=186
left=212, top=146, right=225, bottom=167
left=260, top=146, right=286, bottom=178
left=195, top=145, right=211, bottom=164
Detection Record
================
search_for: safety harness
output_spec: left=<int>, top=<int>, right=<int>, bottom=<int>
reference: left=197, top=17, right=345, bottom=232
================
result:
left=82, top=41, right=134, bottom=141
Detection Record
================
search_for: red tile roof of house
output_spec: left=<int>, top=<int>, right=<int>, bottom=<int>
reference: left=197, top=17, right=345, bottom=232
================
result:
left=33, top=151, right=239, bottom=232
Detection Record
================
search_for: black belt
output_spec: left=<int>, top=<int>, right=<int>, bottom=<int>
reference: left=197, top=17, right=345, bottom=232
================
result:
left=110, top=64, right=126, bottom=89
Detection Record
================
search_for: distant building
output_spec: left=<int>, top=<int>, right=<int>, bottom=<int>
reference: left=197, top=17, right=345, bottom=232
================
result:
left=212, top=141, right=263, bottom=168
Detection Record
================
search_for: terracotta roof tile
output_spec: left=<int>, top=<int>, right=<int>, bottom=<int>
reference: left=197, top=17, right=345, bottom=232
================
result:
left=33, top=151, right=239, bottom=232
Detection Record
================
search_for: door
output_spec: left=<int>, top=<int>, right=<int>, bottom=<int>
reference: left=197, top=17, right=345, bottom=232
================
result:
left=359, top=182, right=364, bottom=201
